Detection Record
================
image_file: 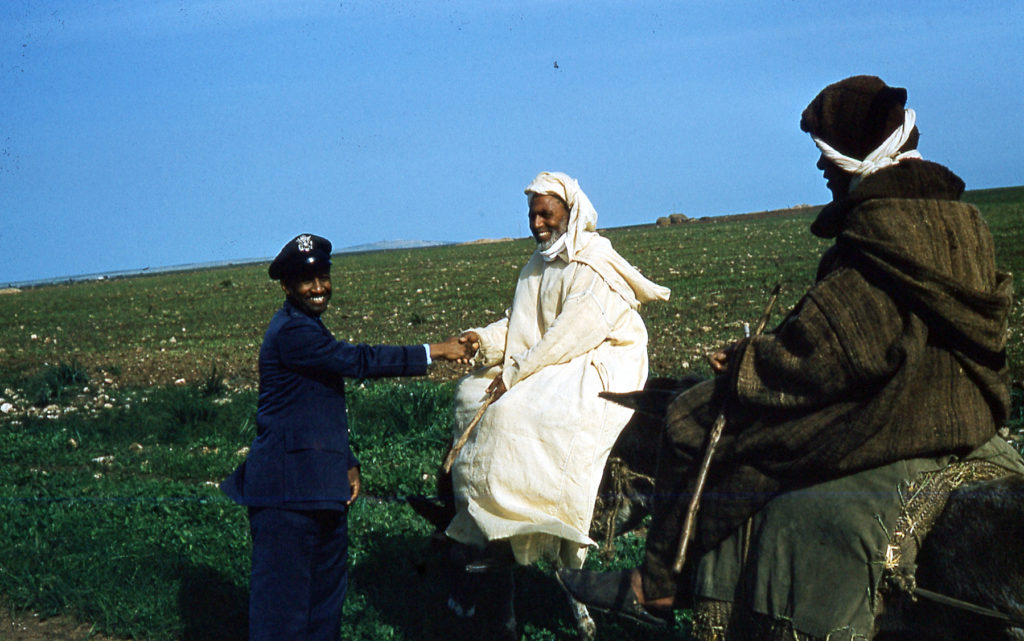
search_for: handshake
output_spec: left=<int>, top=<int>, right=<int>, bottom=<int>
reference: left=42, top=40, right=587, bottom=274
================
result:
left=428, top=331, right=482, bottom=364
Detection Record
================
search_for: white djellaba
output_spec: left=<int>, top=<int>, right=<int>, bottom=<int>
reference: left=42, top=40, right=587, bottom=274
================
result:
left=446, top=171, right=670, bottom=569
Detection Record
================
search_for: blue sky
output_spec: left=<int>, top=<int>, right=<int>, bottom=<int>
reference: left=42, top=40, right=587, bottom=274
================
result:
left=2, top=0, right=1022, bottom=284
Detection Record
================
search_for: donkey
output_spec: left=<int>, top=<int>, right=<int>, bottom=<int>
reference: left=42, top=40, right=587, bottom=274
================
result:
left=594, top=378, right=1024, bottom=641
left=409, top=376, right=1024, bottom=640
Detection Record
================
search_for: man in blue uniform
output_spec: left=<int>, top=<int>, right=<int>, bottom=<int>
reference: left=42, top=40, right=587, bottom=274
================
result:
left=221, top=233, right=470, bottom=641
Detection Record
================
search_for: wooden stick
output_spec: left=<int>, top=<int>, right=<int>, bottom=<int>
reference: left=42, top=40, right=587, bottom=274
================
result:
left=671, top=411, right=725, bottom=572
left=754, top=284, right=782, bottom=336
left=672, top=283, right=781, bottom=573
left=443, top=390, right=496, bottom=473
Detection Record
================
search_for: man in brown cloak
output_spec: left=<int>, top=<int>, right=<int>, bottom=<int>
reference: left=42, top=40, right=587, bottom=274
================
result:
left=557, top=75, right=1023, bottom=639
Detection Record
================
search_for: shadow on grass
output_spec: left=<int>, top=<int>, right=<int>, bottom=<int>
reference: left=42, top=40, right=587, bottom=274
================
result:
left=348, top=527, right=689, bottom=641
left=177, top=563, right=248, bottom=641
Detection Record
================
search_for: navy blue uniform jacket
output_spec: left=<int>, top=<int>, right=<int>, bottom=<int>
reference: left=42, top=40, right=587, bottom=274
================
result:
left=221, top=300, right=428, bottom=510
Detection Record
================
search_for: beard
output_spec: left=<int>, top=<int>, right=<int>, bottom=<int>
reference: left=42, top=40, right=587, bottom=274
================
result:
left=537, top=236, right=559, bottom=252
left=536, top=227, right=566, bottom=252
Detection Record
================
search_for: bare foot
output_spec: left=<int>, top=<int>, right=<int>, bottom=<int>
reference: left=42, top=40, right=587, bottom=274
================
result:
left=630, top=570, right=675, bottom=610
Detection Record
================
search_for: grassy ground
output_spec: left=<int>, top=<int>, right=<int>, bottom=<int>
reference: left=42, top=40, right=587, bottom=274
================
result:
left=0, top=186, right=1021, bottom=640
left=0, top=376, right=691, bottom=641
left=2, top=188, right=1021, bottom=387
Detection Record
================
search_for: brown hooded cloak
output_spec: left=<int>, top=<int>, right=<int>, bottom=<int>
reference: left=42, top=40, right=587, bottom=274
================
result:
left=678, top=159, right=1013, bottom=552
left=643, top=78, right=1014, bottom=605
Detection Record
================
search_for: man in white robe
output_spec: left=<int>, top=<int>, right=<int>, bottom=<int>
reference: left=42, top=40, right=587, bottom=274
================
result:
left=446, top=171, right=670, bottom=573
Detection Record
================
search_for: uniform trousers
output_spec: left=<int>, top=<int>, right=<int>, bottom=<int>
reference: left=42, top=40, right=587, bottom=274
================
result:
left=248, top=507, right=349, bottom=641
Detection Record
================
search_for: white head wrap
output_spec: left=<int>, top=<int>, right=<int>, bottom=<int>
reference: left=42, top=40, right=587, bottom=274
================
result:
left=524, top=171, right=598, bottom=262
left=813, top=108, right=923, bottom=190
left=522, top=171, right=670, bottom=306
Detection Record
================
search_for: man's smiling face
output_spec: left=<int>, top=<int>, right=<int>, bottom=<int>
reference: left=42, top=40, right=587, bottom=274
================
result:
left=282, top=270, right=332, bottom=317
left=528, top=193, right=570, bottom=249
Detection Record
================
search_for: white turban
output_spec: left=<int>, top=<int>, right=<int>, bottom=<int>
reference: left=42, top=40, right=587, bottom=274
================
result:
left=523, top=171, right=670, bottom=306
left=524, top=171, right=598, bottom=262
left=813, top=109, right=923, bottom=190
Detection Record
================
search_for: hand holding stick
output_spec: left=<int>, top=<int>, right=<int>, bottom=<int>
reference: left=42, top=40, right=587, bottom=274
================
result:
left=443, top=387, right=498, bottom=473
left=672, top=283, right=781, bottom=573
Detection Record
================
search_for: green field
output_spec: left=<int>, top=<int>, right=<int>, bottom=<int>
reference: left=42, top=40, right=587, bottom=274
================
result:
left=0, top=187, right=1022, bottom=640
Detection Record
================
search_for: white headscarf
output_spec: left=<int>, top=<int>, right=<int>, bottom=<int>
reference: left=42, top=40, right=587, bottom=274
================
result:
left=524, top=171, right=598, bottom=262
left=523, top=171, right=670, bottom=306
left=813, top=109, right=923, bottom=190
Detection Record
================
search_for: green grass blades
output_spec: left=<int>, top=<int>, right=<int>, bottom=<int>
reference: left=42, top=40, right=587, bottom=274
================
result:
left=0, top=185, right=1021, bottom=639
left=2, top=378, right=689, bottom=640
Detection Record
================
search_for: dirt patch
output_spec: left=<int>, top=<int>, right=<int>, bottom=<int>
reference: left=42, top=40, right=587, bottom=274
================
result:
left=2, top=609, right=129, bottom=641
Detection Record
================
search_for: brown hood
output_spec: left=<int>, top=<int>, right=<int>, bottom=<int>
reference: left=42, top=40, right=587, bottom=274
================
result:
left=832, top=161, right=1011, bottom=367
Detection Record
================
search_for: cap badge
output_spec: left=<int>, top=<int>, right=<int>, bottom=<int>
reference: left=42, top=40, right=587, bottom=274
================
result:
left=297, top=234, right=314, bottom=252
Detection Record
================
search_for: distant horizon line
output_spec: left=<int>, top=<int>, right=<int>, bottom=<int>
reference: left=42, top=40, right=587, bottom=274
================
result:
left=2, top=239, right=456, bottom=290
left=5, top=182, right=1020, bottom=290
